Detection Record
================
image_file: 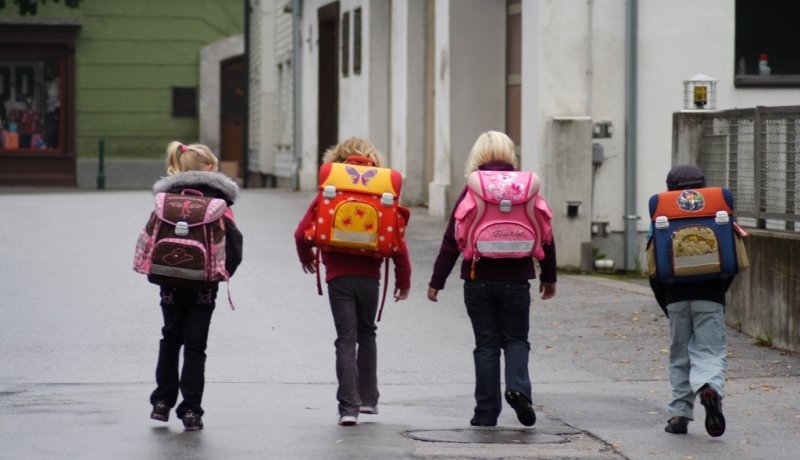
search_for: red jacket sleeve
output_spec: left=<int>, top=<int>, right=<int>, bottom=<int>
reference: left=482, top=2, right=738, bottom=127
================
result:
left=391, top=240, right=412, bottom=290
left=294, top=195, right=319, bottom=265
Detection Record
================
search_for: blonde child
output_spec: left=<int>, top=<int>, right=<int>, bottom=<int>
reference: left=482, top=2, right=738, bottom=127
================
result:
left=294, top=137, right=411, bottom=426
left=427, top=131, right=557, bottom=427
left=147, top=141, right=243, bottom=431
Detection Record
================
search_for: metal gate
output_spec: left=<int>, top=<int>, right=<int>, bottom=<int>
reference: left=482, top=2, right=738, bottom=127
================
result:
left=700, top=105, right=800, bottom=231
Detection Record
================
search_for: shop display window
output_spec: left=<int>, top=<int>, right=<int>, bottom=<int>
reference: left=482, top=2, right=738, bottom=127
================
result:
left=0, top=57, right=63, bottom=151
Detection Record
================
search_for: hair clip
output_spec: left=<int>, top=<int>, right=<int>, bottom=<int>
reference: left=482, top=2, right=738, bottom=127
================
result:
left=177, top=143, right=188, bottom=153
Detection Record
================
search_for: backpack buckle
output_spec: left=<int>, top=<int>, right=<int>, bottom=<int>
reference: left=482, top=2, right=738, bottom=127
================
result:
left=175, top=221, right=189, bottom=236
left=323, top=185, right=337, bottom=199
left=380, top=192, right=394, bottom=206
left=499, top=199, right=512, bottom=213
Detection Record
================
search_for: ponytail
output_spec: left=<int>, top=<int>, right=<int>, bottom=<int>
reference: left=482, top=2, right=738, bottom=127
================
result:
left=165, top=141, right=219, bottom=175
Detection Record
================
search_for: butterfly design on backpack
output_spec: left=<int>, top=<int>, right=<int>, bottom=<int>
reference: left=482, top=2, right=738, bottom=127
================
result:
left=170, top=200, right=204, bottom=219
left=345, top=166, right=378, bottom=186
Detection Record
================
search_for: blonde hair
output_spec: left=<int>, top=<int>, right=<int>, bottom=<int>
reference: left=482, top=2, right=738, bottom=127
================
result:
left=465, top=130, right=518, bottom=175
left=321, top=137, right=383, bottom=167
left=165, top=141, right=219, bottom=176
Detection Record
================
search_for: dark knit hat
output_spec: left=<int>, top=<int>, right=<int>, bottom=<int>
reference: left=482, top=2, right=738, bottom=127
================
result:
left=666, top=164, right=706, bottom=191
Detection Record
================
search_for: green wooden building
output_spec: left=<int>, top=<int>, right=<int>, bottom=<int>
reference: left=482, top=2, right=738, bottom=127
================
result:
left=0, top=0, right=244, bottom=186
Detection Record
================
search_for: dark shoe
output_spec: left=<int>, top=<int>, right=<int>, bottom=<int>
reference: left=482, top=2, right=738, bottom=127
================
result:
left=505, top=390, right=536, bottom=427
left=469, top=418, right=496, bottom=427
left=181, top=411, right=204, bottom=431
left=664, top=416, right=689, bottom=434
left=150, top=401, right=169, bottom=422
left=699, top=385, right=725, bottom=437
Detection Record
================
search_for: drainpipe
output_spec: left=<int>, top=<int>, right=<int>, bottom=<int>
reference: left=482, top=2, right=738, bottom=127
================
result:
left=291, top=0, right=303, bottom=191
left=243, top=0, right=251, bottom=188
left=624, top=0, right=639, bottom=271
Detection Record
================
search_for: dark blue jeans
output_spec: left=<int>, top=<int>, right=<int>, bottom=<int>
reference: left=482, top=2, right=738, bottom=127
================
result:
left=464, top=280, right=532, bottom=424
left=150, top=286, right=217, bottom=418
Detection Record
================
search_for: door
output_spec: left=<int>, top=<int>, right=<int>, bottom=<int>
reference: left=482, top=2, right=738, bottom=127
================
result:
left=220, top=55, right=244, bottom=177
left=318, top=2, right=340, bottom=165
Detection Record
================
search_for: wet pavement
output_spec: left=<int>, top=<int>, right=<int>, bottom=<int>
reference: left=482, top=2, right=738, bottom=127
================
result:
left=1, top=188, right=799, bottom=459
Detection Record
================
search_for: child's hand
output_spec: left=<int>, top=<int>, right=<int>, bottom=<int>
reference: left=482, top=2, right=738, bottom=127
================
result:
left=427, top=287, right=439, bottom=302
left=539, top=282, right=556, bottom=300
left=394, top=287, right=409, bottom=301
left=301, top=260, right=317, bottom=274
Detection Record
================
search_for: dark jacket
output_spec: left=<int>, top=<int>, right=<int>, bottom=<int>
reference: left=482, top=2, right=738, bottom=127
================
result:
left=149, top=171, right=244, bottom=288
left=428, top=161, right=557, bottom=290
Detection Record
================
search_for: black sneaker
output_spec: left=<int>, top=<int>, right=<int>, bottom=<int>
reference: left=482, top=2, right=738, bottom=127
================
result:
left=181, top=411, right=204, bottom=431
left=469, top=418, right=496, bottom=427
left=150, top=401, right=169, bottom=422
left=504, top=390, right=536, bottom=427
left=699, top=385, right=725, bottom=437
left=664, top=416, right=689, bottom=434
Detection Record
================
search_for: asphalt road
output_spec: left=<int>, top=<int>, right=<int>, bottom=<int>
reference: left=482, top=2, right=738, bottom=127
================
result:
left=1, top=188, right=798, bottom=459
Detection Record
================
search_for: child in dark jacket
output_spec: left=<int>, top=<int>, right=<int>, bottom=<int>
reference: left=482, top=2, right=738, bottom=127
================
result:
left=649, top=164, right=730, bottom=437
left=294, top=137, right=412, bottom=426
left=427, top=130, right=557, bottom=427
left=146, top=141, right=243, bottom=431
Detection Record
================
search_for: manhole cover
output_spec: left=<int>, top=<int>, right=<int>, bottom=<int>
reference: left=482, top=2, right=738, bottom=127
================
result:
left=405, top=428, right=568, bottom=445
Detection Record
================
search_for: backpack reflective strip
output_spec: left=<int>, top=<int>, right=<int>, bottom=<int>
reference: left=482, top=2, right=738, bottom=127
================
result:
left=332, top=229, right=378, bottom=244
left=150, top=265, right=207, bottom=280
left=476, top=240, right=535, bottom=253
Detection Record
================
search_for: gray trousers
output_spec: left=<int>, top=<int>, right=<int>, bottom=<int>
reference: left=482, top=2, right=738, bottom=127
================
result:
left=666, top=300, right=728, bottom=419
left=327, top=276, right=380, bottom=417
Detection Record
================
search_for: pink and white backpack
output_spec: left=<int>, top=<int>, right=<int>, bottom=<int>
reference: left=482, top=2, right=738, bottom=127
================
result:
left=454, top=170, right=553, bottom=273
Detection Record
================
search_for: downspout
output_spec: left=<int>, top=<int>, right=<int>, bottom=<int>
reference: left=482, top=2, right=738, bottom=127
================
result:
left=624, top=0, right=639, bottom=271
left=243, top=0, right=251, bottom=188
left=291, top=0, right=303, bottom=191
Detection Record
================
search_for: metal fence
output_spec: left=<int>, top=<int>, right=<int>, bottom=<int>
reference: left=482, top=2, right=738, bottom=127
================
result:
left=700, top=105, right=800, bottom=231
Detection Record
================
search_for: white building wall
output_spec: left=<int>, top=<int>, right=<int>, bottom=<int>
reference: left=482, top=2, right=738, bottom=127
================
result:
left=428, top=0, right=451, bottom=218
left=428, top=0, right=506, bottom=217
left=252, top=1, right=276, bottom=177
left=274, top=0, right=294, bottom=181
left=264, top=0, right=800, bottom=267
left=298, top=0, right=323, bottom=190
left=338, top=0, right=370, bottom=141
left=390, top=0, right=427, bottom=206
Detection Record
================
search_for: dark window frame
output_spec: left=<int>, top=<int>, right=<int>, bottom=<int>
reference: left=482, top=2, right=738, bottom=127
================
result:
left=172, top=86, right=197, bottom=118
left=353, top=8, right=362, bottom=75
left=341, top=11, right=350, bottom=77
left=735, top=0, right=800, bottom=88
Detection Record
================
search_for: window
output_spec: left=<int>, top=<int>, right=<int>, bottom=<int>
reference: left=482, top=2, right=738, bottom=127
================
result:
left=342, top=11, right=350, bottom=77
left=172, top=87, right=197, bottom=117
left=353, top=8, right=362, bottom=75
left=735, top=0, right=800, bottom=87
left=0, top=58, right=63, bottom=151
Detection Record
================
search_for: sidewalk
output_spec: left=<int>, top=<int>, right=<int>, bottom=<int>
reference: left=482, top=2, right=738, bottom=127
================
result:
left=0, top=188, right=798, bottom=459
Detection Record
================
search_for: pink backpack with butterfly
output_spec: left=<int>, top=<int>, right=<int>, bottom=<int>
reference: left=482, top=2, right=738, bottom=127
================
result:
left=454, top=170, right=553, bottom=278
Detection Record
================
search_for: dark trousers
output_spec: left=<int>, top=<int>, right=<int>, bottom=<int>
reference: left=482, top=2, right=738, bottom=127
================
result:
left=464, top=280, right=532, bottom=424
left=150, top=286, right=216, bottom=417
left=327, top=276, right=380, bottom=417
